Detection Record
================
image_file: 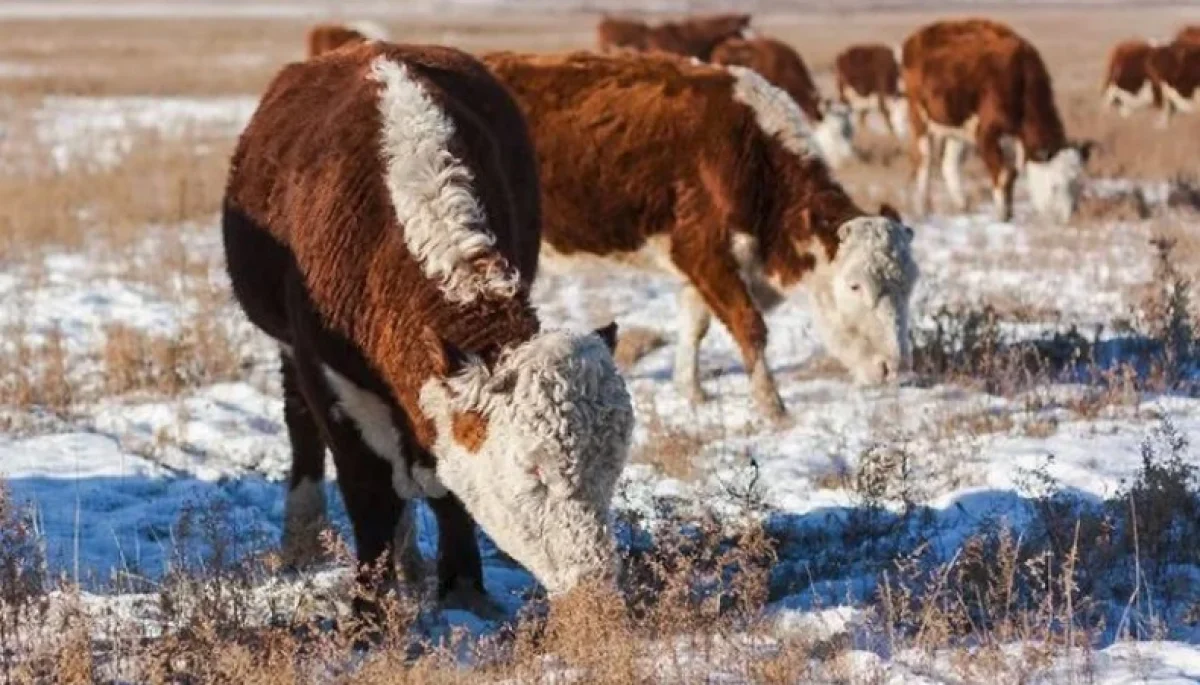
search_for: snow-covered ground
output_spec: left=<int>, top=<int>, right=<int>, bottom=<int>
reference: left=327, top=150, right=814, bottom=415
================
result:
left=2, top=94, right=1199, bottom=678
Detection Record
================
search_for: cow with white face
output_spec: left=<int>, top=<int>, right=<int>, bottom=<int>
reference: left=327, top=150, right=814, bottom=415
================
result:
left=484, top=51, right=920, bottom=419
left=903, top=19, right=1093, bottom=223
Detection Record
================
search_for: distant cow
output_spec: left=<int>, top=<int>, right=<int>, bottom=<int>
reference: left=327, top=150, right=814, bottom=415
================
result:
left=1176, top=25, right=1200, bottom=44
left=711, top=37, right=856, bottom=168
left=1102, top=39, right=1163, bottom=116
left=596, top=13, right=753, bottom=60
left=484, top=51, right=918, bottom=419
left=835, top=43, right=909, bottom=137
left=224, top=43, right=633, bottom=620
left=306, top=20, right=389, bottom=58
left=1147, top=39, right=1200, bottom=126
left=902, top=18, right=1093, bottom=223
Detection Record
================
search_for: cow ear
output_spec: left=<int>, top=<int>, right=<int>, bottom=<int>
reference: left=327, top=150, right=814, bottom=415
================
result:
left=594, top=322, right=619, bottom=353
left=422, top=327, right=469, bottom=377
left=879, top=202, right=902, bottom=223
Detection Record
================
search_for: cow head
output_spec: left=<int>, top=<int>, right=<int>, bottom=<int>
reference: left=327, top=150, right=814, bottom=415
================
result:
left=813, top=100, right=857, bottom=169
left=419, top=324, right=634, bottom=596
left=1025, top=141, right=1094, bottom=223
left=805, top=208, right=919, bottom=385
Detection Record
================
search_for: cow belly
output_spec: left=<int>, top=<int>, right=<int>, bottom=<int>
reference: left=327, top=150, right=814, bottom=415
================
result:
left=539, top=234, right=683, bottom=277
left=1164, top=83, right=1199, bottom=112
left=321, top=366, right=447, bottom=500
left=925, top=114, right=979, bottom=142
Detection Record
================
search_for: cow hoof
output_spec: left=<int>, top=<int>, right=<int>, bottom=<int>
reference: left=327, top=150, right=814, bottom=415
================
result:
left=756, top=394, right=787, bottom=423
left=676, top=382, right=711, bottom=405
left=442, top=583, right=508, bottom=622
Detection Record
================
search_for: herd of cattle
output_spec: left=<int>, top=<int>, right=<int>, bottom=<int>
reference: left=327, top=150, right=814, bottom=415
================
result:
left=217, top=15, right=1199, bottom=625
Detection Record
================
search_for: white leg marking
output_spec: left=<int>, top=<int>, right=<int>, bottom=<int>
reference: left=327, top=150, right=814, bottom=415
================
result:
left=282, top=477, right=327, bottom=565
left=393, top=502, right=428, bottom=591
left=369, top=56, right=518, bottom=304
left=993, top=169, right=1012, bottom=222
left=941, top=137, right=969, bottom=211
left=674, top=285, right=712, bottom=404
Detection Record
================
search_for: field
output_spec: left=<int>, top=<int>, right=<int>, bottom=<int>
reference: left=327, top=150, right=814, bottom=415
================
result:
left=2, top=3, right=1200, bottom=682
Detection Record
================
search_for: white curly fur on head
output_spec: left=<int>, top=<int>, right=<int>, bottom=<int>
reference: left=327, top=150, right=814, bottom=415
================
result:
left=418, top=329, right=634, bottom=595
left=1026, top=147, right=1085, bottom=224
left=369, top=55, right=520, bottom=304
left=724, top=64, right=817, bottom=159
left=807, top=217, right=919, bottom=385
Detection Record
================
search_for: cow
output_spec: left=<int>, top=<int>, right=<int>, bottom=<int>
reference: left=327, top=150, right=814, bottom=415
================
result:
left=1147, top=39, right=1200, bottom=126
left=1176, top=25, right=1200, bottom=44
left=1102, top=39, right=1163, bottom=117
left=223, top=42, right=635, bottom=622
left=596, top=13, right=753, bottom=60
left=306, top=20, right=390, bottom=58
left=483, top=51, right=919, bottom=420
left=711, top=36, right=857, bottom=168
left=902, top=18, right=1094, bottom=223
left=834, top=43, right=909, bottom=137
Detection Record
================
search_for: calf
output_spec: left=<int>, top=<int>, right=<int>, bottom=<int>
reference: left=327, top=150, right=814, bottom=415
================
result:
left=306, top=20, right=389, bottom=58
left=711, top=37, right=857, bottom=168
left=902, top=18, right=1093, bottom=223
left=483, top=51, right=918, bottom=419
left=1102, top=39, right=1163, bottom=116
left=834, top=43, right=909, bottom=137
left=596, top=13, right=752, bottom=60
left=1147, top=39, right=1200, bottom=126
left=223, top=43, right=634, bottom=619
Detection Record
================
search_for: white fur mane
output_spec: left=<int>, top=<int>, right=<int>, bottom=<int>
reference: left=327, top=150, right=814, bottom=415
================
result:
left=369, top=55, right=521, bottom=304
left=838, top=217, right=919, bottom=290
left=724, top=64, right=817, bottom=159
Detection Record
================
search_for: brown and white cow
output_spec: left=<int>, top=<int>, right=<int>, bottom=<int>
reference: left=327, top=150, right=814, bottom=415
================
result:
left=1102, top=39, right=1164, bottom=117
left=711, top=37, right=857, bottom=168
left=483, top=51, right=919, bottom=419
left=902, top=19, right=1093, bottom=223
left=223, top=42, right=634, bottom=619
left=1147, top=39, right=1200, bottom=126
left=834, top=43, right=909, bottom=137
left=305, top=20, right=389, bottom=58
left=595, top=13, right=753, bottom=60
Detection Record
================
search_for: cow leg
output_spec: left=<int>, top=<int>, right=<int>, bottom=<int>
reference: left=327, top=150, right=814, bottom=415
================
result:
left=280, top=348, right=329, bottom=569
left=1157, top=99, right=1174, bottom=129
left=940, top=137, right=969, bottom=212
left=393, top=500, right=427, bottom=593
left=670, top=235, right=785, bottom=420
left=977, top=125, right=1015, bottom=222
left=283, top=274, right=403, bottom=627
left=914, top=134, right=936, bottom=216
left=877, top=94, right=896, bottom=136
left=428, top=493, right=505, bottom=619
left=673, top=284, right=713, bottom=404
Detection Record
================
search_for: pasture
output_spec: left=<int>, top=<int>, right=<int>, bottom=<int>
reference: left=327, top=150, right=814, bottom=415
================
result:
left=1, top=3, right=1200, bottom=682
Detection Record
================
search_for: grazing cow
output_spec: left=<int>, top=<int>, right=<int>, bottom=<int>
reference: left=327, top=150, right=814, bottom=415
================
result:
left=306, top=20, right=389, bottom=58
left=596, top=13, right=753, bottom=60
left=902, top=19, right=1093, bottom=223
left=834, top=43, right=909, bottom=137
left=1177, top=26, right=1200, bottom=44
left=1147, top=39, right=1200, bottom=126
left=711, top=37, right=857, bottom=168
left=1102, top=39, right=1163, bottom=116
left=223, top=43, right=634, bottom=620
left=483, top=52, right=919, bottom=419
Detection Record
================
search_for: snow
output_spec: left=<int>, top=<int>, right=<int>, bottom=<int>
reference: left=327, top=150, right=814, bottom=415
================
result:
left=1, top=92, right=1199, bottom=678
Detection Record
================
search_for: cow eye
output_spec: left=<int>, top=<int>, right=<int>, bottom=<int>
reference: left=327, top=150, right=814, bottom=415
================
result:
left=849, top=284, right=862, bottom=292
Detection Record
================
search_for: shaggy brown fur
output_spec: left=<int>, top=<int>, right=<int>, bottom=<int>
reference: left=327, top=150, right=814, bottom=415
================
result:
left=306, top=23, right=375, bottom=58
left=710, top=36, right=823, bottom=123
left=483, top=50, right=873, bottom=415
left=595, top=13, right=751, bottom=60
left=224, top=41, right=540, bottom=616
left=835, top=43, right=903, bottom=134
left=1103, top=40, right=1164, bottom=109
left=1147, top=39, right=1200, bottom=123
left=902, top=18, right=1072, bottom=216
